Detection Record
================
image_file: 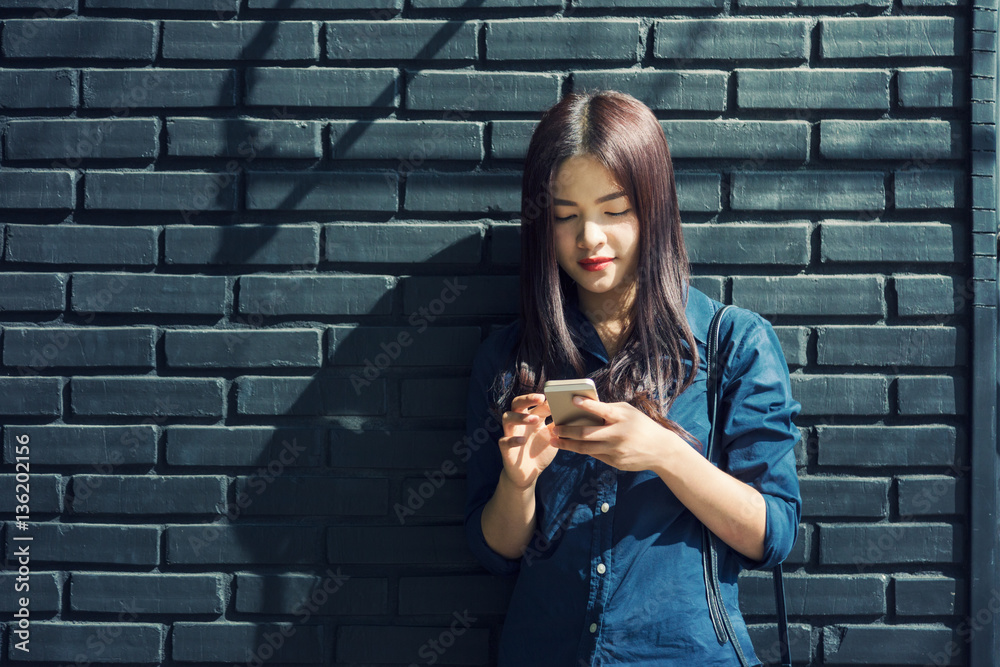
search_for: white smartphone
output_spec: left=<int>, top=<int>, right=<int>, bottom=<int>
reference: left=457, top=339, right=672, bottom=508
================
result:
left=543, top=378, right=605, bottom=427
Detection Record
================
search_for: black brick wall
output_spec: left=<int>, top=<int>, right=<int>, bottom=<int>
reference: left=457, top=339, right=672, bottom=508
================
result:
left=0, top=0, right=984, bottom=665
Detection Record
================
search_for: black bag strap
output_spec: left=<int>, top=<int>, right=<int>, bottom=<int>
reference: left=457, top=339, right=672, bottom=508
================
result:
left=703, top=304, right=792, bottom=667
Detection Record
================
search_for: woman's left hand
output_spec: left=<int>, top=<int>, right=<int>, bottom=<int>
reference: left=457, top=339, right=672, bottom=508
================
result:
left=551, top=395, right=684, bottom=472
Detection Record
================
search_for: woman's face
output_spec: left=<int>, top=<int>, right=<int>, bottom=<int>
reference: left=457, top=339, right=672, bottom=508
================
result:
left=550, top=153, right=640, bottom=317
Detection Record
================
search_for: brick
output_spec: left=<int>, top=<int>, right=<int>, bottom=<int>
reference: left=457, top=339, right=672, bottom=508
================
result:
left=401, top=378, right=467, bottom=418
left=406, top=70, right=560, bottom=112
left=71, top=377, right=225, bottom=417
left=71, top=573, right=225, bottom=614
left=165, top=329, right=322, bottom=369
left=490, top=120, right=536, bottom=160
left=773, top=326, right=809, bottom=367
left=166, top=525, right=323, bottom=564
left=8, top=522, right=160, bottom=565
left=791, top=375, right=889, bottom=415
left=654, top=18, right=809, bottom=60
left=245, top=67, right=397, bottom=108
left=1, top=19, right=156, bottom=60
left=4, top=425, right=158, bottom=466
left=4, top=326, right=156, bottom=369
left=0, top=69, right=77, bottom=108
left=897, top=375, right=966, bottom=415
left=330, top=428, right=468, bottom=471
left=821, top=222, right=960, bottom=263
left=817, top=425, right=958, bottom=467
left=895, top=169, right=962, bottom=209
left=5, top=224, right=157, bottom=265
left=0, top=377, right=61, bottom=416
left=741, top=0, right=888, bottom=6
left=6, top=118, right=159, bottom=160
left=690, top=275, right=724, bottom=301
left=327, top=20, right=477, bottom=60
left=70, top=475, right=228, bottom=515
left=0, top=571, right=59, bottom=613
left=819, top=522, right=962, bottom=564
left=172, top=622, right=323, bottom=662
left=816, top=326, right=962, bottom=366
left=898, top=475, right=966, bottom=516
left=335, top=624, right=488, bottom=664
left=165, top=224, right=319, bottom=266
left=740, top=573, right=888, bottom=616
left=405, top=171, right=518, bottom=213
left=490, top=223, right=520, bottom=264
left=414, top=0, right=552, bottom=5
left=487, top=19, right=640, bottom=61
left=234, top=476, right=387, bottom=516
left=325, top=222, right=482, bottom=263
left=328, top=325, right=480, bottom=367
left=0, top=474, right=62, bottom=513
left=237, top=274, right=394, bottom=316
left=235, top=376, right=386, bottom=416
left=577, top=0, right=717, bottom=5
left=167, top=118, right=322, bottom=158
left=245, top=170, right=397, bottom=211
left=327, top=526, right=476, bottom=564
left=398, top=575, right=515, bottom=615
left=71, top=273, right=227, bottom=315
left=731, top=171, right=885, bottom=211
left=236, top=572, right=387, bottom=614
left=84, top=69, right=237, bottom=108
left=898, top=68, right=957, bottom=108
left=402, top=275, right=517, bottom=316
left=89, top=0, right=238, bottom=8
left=166, top=426, right=324, bottom=468
left=0, top=272, right=66, bottom=311
left=162, top=21, right=319, bottom=60
left=746, top=623, right=813, bottom=666
left=661, top=120, right=809, bottom=159
left=894, top=576, right=961, bottom=615
left=9, top=622, right=164, bottom=662
left=823, top=624, right=961, bottom=664
left=250, top=0, right=401, bottom=6
left=398, top=477, right=464, bottom=518
left=329, top=120, right=483, bottom=161
left=0, top=170, right=76, bottom=209
left=678, top=172, right=722, bottom=212
left=820, top=120, right=953, bottom=160
left=683, top=222, right=809, bottom=265
left=895, top=275, right=961, bottom=316
left=572, top=69, right=727, bottom=111
left=821, top=17, right=958, bottom=58
left=737, top=69, right=890, bottom=109
left=732, top=275, right=885, bottom=316
left=85, top=170, right=238, bottom=211
left=800, top=476, right=889, bottom=517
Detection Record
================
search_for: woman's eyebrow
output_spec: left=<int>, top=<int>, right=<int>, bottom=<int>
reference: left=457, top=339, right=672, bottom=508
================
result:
left=553, top=190, right=626, bottom=206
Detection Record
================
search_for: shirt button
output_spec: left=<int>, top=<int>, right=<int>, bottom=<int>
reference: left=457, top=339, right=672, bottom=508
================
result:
left=589, top=622, right=598, bottom=633
left=597, top=563, right=606, bottom=574
left=601, top=502, right=610, bottom=513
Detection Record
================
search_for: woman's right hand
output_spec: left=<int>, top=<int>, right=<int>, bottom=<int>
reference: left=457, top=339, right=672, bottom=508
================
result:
left=499, top=393, right=560, bottom=490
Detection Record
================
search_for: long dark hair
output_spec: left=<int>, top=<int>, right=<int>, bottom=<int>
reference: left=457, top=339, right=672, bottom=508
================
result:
left=490, top=88, right=704, bottom=453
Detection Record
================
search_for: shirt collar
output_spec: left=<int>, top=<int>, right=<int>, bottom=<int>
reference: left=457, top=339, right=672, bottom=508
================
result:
left=563, top=281, right=714, bottom=363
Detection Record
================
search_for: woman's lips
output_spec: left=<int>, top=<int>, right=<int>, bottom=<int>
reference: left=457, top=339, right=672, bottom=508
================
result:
left=578, top=258, right=613, bottom=271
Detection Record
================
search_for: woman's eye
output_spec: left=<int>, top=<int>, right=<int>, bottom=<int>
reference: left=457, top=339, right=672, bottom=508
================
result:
left=554, top=214, right=574, bottom=221
left=554, top=208, right=630, bottom=222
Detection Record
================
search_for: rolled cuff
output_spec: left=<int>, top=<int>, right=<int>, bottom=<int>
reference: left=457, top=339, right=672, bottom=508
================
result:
left=464, top=501, right=522, bottom=577
left=731, top=492, right=799, bottom=571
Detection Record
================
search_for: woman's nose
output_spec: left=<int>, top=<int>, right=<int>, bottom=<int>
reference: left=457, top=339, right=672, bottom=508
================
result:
left=578, top=217, right=606, bottom=247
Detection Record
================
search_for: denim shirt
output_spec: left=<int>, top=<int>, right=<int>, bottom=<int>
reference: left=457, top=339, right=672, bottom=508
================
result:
left=463, top=282, right=802, bottom=667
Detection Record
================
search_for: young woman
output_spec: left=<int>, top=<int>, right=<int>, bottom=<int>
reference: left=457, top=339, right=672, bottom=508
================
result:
left=464, top=89, right=802, bottom=666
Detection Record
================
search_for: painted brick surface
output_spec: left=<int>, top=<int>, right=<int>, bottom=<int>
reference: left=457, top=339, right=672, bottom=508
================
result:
left=0, top=3, right=977, bottom=665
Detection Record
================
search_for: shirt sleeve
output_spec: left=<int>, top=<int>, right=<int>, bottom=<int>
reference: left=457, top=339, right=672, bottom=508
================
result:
left=463, top=335, right=522, bottom=577
left=717, top=311, right=803, bottom=571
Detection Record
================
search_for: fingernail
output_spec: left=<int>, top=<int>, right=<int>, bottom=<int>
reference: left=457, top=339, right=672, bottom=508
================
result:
left=573, top=395, right=584, bottom=404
